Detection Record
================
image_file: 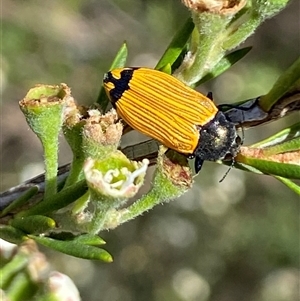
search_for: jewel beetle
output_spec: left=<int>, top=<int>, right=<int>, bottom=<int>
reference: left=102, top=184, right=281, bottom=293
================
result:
left=103, top=67, right=241, bottom=173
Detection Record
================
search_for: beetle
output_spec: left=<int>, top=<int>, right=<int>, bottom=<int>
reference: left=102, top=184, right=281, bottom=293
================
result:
left=103, top=67, right=241, bottom=173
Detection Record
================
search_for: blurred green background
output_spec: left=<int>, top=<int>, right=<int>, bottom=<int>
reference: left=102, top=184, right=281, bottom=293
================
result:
left=1, top=0, right=299, bottom=301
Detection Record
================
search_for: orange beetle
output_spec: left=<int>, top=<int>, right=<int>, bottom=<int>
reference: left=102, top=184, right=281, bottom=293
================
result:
left=103, top=67, right=241, bottom=172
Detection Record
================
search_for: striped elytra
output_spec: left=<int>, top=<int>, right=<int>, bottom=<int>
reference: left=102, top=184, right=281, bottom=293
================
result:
left=103, top=67, right=241, bottom=173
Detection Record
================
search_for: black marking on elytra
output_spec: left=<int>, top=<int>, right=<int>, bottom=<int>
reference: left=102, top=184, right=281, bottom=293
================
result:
left=103, top=68, right=139, bottom=108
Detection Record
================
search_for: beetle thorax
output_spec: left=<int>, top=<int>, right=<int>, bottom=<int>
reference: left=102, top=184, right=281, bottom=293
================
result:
left=195, top=111, right=241, bottom=161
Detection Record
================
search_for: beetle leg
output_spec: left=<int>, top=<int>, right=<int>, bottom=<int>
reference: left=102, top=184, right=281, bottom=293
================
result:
left=194, top=156, right=204, bottom=173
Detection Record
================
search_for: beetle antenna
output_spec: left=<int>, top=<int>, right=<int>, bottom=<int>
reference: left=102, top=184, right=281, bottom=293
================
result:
left=219, top=160, right=234, bottom=183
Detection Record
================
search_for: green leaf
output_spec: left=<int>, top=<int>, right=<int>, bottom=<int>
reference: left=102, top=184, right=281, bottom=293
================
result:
left=10, top=215, right=56, bottom=234
left=18, top=180, right=87, bottom=217
left=48, top=233, right=106, bottom=246
left=235, top=122, right=300, bottom=180
left=0, top=226, right=27, bottom=245
left=158, top=63, right=172, bottom=75
left=72, top=234, right=106, bottom=246
left=195, top=47, right=252, bottom=86
left=261, top=137, right=300, bottom=156
left=97, top=42, right=128, bottom=111
left=251, top=122, right=300, bottom=148
left=274, top=176, right=300, bottom=195
left=259, top=56, right=300, bottom=111
left=236, top=157, right=300, bottom=179
left=29, top=235, right=113, bottom=262
left=155, top=18, right=194, bottom=70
